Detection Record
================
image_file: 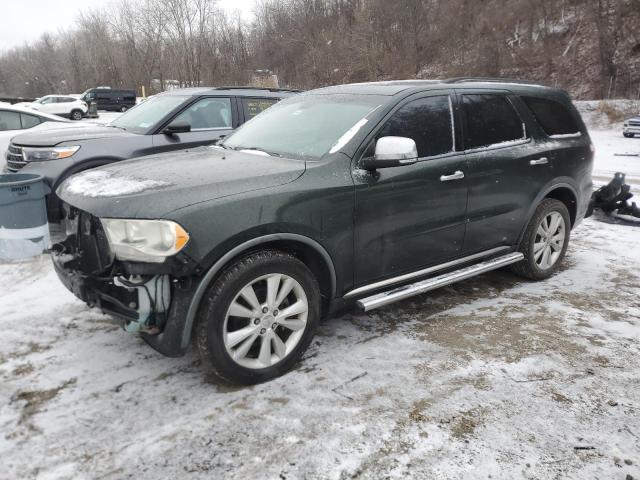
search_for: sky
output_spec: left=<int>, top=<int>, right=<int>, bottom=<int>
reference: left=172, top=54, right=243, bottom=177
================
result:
left=0, top=0, right=256, bottom=52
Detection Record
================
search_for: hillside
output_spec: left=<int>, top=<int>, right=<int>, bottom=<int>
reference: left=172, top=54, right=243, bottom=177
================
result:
left=0, top=0, right=638, bottom=99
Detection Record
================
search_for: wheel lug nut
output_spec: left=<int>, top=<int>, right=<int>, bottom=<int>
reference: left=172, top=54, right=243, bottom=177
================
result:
left=253, top=319, right=260, bottom=325
left=273, top=309, right=279, bottom=316
left=260, top=328, right=266, bottom=334
left=272, top=323, right=277, bottom=329
left=262, top=306, right=269, bottom=314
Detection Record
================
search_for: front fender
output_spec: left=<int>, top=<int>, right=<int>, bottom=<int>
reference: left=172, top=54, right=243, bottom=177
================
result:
left=140, top=232, right=338, bottom=357
left=176, top=232, right=337, bottom=352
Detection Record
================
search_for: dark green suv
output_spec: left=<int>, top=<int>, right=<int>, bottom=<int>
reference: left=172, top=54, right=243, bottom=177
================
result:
left=52, top=79, right=593, bottom=384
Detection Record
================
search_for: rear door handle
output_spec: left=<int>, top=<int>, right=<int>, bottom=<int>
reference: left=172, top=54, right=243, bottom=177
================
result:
left=529, top=157, right=549, bottom=165
left=440, top=170, right=465, bottom=182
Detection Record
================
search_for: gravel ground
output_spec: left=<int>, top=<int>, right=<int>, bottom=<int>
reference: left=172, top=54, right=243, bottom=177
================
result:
left=1, top=216, right=639, bottom=480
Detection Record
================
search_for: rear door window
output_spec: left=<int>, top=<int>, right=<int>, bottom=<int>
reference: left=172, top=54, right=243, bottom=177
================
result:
left=377, top=95, right=454, bottom=158
left=0, top=110, right=21, bottom=131
left=173, top=97, right=232, bottom=130
left=20, top=113, right=41, bottom=129
left=241, top=98, right=279, bottom=120
left=462, top=94, right=526, bottom=150
left=522, top=96, right=581, bottom=137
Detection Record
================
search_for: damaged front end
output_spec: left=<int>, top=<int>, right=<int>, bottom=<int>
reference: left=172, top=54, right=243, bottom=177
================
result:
left=51, top=204, right=200, bottom=356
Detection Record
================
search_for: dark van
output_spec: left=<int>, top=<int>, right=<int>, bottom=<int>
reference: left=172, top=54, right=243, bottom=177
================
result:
left=81, top=88, right=137, bottom=112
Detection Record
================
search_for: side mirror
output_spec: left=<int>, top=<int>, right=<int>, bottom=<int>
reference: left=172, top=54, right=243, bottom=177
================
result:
left=163, top=121, right=191, bottom=135
left=361, top=136, right=418, bottom=170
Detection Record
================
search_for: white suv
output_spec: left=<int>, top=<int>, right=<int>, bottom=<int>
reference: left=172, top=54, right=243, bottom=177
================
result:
left=27, top=95, right=88, bottom=120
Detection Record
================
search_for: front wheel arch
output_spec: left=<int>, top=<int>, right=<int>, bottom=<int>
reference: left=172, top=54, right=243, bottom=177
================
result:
left=181, top=233, right=337, bottom=352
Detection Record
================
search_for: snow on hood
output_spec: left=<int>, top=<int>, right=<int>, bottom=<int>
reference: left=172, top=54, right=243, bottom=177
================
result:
left=60, top=170, right=171, bottom=198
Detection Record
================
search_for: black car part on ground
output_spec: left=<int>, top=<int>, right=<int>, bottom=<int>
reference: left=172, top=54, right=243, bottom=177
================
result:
left=587, top=172, right=640, bottom=221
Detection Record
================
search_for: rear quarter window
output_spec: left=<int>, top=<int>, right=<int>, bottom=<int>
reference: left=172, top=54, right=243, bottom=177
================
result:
left=242, top=98, right=279, bottom=120
left=20, top=113, right=41, bottom=129
left=521, top=96, right=581, bottom=137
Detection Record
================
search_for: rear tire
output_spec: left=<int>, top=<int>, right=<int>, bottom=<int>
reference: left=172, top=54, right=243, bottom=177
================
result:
left=511, top=199, right=571, bottom=281
left=196, top=250, right=320, bottom=385
left=120, top=106, right=128, bottom=112
left=70, top=110, right=83, bottom=121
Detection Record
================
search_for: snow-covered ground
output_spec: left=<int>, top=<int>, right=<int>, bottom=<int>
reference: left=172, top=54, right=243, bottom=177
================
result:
left=591, top=129, right=640, bottom=189
left=1, top=218, right=639, bottom=479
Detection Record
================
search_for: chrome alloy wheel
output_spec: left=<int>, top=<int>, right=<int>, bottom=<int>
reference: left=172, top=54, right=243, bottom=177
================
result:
left=223, top=273, right=309, bottom=369
left=534, top=211, right=566, bottom=270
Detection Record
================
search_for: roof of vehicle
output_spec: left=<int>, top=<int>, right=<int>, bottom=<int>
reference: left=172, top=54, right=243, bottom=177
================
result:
left=158, top=86, right=302, bottom=99
left=0, top=103, right=71, bottom=122
left=310, top=78, right=559, bottom=96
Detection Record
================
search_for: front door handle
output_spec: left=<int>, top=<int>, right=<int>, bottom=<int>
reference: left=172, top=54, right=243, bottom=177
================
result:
left=440, top=170, right=465, bottom=182
left=529, top=157, right=549, bottom=165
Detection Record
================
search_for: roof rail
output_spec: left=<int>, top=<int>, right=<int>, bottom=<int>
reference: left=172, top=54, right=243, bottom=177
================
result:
left=212, top=86, right=303, bottom=93
left=444, top=77, right=546, bottom=86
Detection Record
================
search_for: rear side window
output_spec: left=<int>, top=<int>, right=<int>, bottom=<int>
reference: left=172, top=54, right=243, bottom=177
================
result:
left=173, top=97, right=232, bottom=129
left=522, top=96, right=581, bottom=137
left=20, top=113, right=41, bottom=129
left=377, top=95, right=454, bottom=158
left=242, top=98, right=279, bottom=120
left=462, top=94, right=526, bottom=150
left=0, top=110, right=21, bottom=131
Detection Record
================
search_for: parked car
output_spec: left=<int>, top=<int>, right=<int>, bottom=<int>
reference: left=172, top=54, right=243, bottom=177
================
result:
left=23, top=95, right=89, bottom=120
left=5, top=87, right=299, bottom=221
left=80, top=88, right=137, bottom=112
left=0, top=104, right=74, bottom=169
left=51, top=79, right=593, bottom=385
left=623, top=116, right=640, bottom=137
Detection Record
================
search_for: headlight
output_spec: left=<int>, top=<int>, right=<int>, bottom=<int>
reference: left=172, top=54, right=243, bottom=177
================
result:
left=22, top=146, right=80, bottom=162
left=101, top=218, right=190, bottom=263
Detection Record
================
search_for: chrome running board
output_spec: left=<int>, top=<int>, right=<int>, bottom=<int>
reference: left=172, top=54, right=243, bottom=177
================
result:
left=357, top=252, right=524, bottom=312
left=344, top=246, right=510, bottom=299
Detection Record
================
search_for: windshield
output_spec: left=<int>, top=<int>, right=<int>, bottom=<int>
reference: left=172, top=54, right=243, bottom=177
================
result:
left=222, top=94, right=384, bottom=159
left=110, top=95, right=187, bottom=134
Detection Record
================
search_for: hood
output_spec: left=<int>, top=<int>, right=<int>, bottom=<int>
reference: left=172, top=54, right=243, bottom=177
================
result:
left=57, top=146, right=306, bottom=218
left=627, top=116, right=640, bottom=122
left=12, top=125, right=135, bottom=147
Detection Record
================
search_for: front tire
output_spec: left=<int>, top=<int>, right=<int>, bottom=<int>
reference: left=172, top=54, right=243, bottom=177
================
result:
left=511, top=199, right=571, bottom=280
left=120, top=106, right=128, bottom=112
left=70, top=110, right=83, bottom=121
left=623, top=133, right=634, bottom=138
left=196, top=250, right=320, bottom=385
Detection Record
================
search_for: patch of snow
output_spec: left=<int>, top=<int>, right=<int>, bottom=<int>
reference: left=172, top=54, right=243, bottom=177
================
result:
left=329, top=118, right=369, bottom=154
left=60, top=170, right=171, bottom=198
left=550, top=132, right=582, bottom=139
